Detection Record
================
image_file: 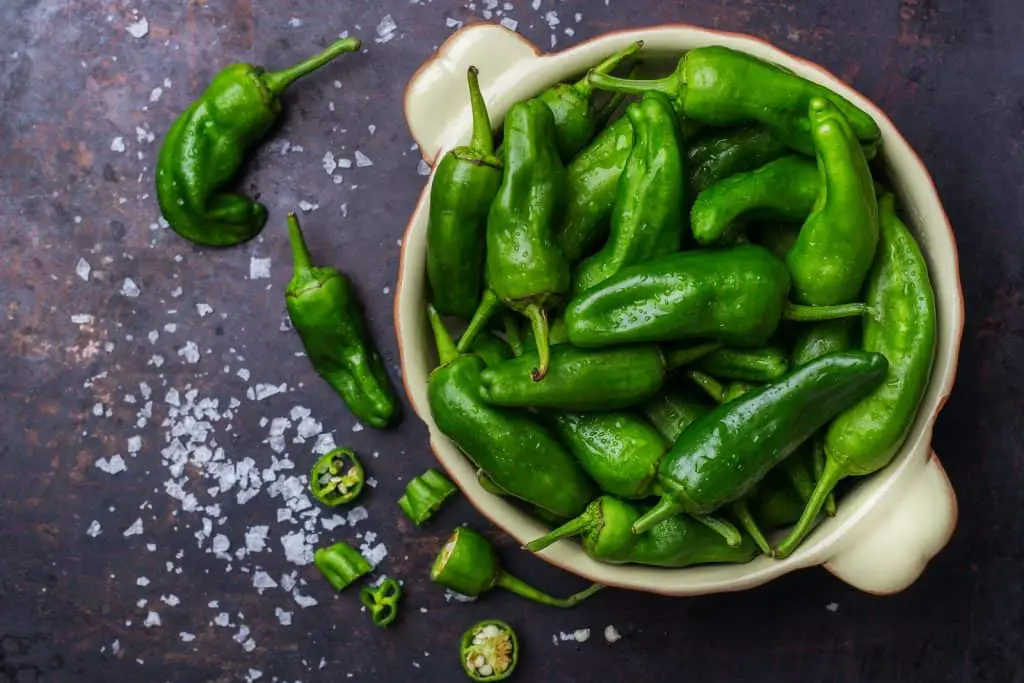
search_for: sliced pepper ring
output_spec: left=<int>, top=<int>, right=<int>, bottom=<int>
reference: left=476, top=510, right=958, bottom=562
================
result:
left=461, top=620, right=518, bottom=681
left=360, top=578, right=402, bottom=627
left=398, top=469, right=458, bottom=525
left=310, top=448, right=364, bottom=506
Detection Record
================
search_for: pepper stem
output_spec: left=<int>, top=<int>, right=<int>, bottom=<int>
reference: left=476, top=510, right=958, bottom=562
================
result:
left=523, top=512, right=595, bottom=553
left=631, top=495, right=683, bottom=535
left=587, top=70, right=681, bottom=100
left=427, top=304, right=460, bottom=366
left=730, top=499, right=771, bottom=555
left=783, top=302, right=874, bottom=322
left=265, top=37, right=362, bottom=95
left=665, top=342, right=723, bottom=370
left=464, top=66, right=495, bottom=156
left=772, top=455, right=848, bottom=558
left=574, top=40, right=644, bottom=99
left=287, top=213, right=314, bottom=271
left=811, top=438, right=838, bottom=516
left=693, top=514, right=743, bottom=548
left=496, top=571, right=602, bottom=608
left=502, top=312, right=524, bottom=358
left=456, top=290, right=501, bottom=353
left=685, top=369, right=726, bottom=404
left=526, top=304, right=550, bottom=382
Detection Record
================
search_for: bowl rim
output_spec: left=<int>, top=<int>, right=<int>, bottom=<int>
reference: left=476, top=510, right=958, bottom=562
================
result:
left=393, top=21, right=965, bottom=594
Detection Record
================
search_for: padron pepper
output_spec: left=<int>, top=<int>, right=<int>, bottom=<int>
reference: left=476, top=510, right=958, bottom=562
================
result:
left=157, top=38, right=361, bottom=246
left=690, top=155, right=819, bottom=246
left=632, top=351, right=889, bottom=534
left=791, top=319, right=860, bottom=368
left=427, top=306, right=597, bottom=519
left=309, top=448, right=364, bottom=507
left=751, top=221, right=801, bottom=261
left=693, top=346, right=790, bottom=383
left=360, top=578, right=402, bottom=627
left=686, top=125, right=790, bottom=196
left=787, top=98, right=879, bottom=305
left=431, top=528, right=602, bottom=607
left=398, top=469, right=458, bottom=526
left=427, top=67, right=503, bottom=318
left=573, top=91, right=686, bottom=295
left=315, top=541, right=371, bottom=592
left=640, top=386, right=712, bottom=442
left=525, top=495, right=758, bottom=568
left=587, top=46, right=880, bottom=157
left=461, top=620, right=518, bottom=682
left=774, top=193, right=936, bottom=558
left=286, top=214, right=399, bottom=428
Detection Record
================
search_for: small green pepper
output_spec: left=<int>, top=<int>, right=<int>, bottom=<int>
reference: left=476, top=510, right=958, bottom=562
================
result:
left=686, top=125, right=791, bottom=196
left=525, top=495, right=758, bottom=568
left=786, top=98, right=879, bottom=305
left=468, top=331, right=516, bottom=369
left=633, top=351, right=889, bottom=534
left=640, top=387, right=712, bottom=442
left=156, top=38, right=361, bottom=246
left=309, top=448, right=364, bottom=507
left=431, top=528, right=602, bottom=607
left=572, top=91, right=686, bottom=294
left=791, top=319, right=860, bottom=368
left=427, top=67, right=503, bottom=319
left=690, top=155, right=819, bottom=246
left=286, top=214, right=399, bottom=428
left=360, top=578, right=402, bottom=627
left=461, top=620, right=519, bottom=682
left=693, top=346, right=790, bottom=383
left=398, top=469, right=458, bottom=526
left=752, top=470, right=808, bottom=529
left=587, top=46, right=880, bottom=157
left=314, top=541, right=371, bottom=592
left=775, top=193, right=937, bottom=558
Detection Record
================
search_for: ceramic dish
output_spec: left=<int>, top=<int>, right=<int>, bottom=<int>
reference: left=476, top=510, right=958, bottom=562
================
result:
left=394, top=23, right=963, bottom=595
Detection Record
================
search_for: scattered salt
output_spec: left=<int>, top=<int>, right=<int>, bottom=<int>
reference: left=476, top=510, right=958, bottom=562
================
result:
left=121, top=278, right=140, bottom=297
left=375, top=14, right=398, bottom=43
left=249, top=257, right=272, bottom=279
left=96, top=454, right=127, bottom=474
left=111, top=137, right=126, bottom=153
left=417, top=159, right=431, bottom=176
left=143, top=611, right=161, bottom=628
left=86, top=520, right=102, bottom=538
left=72, top=314, right=94, bottom=325
left=275, top=607, right=293, bottom=626
left=322, top=151, right=337, bottom=175
left=298, top=200, right=320, bottom=213
left=355, top=151, right=373, bottom=167
left=253, top=571, right=278, bottom=592
left=196, top=303, right=213, bottom=317
left=179, top=632, right=196, bottom=642
left=126, top=17, right=149, bottom=38
left=178, top=341, right=201, bottom=364
left=75, top=258, right=91, bottom=281
left=826, top=602, right=839, bottom=613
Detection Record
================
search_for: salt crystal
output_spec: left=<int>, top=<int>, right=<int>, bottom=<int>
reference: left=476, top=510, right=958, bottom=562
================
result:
left=179, top=632, right=196, bottom=642
left=214, top=613, right=230, bottom=627
left=127, top=435, right=142, bottom=453
left=86, top=520, right=102, bottom=537
left=126, top=17, right=149, bottom=38
left=288, top=17, right=302, bottom=27
left=573, top=628, right=591, bottom=643
left=444, top=589, right=477, bottom=603
left=236, top=368, right=251, bottom=381
left=136, top=577, right=150, bottom=587
left=212, top=534, right=230, bottom=554
left=121, top=278, right=140, bottom=297
left=375, top=14, right=398, bottom=42
left=826, top=602, right=839, bottom=613
left=346, top=506, right=369, bottom=526
left=281, top=531, right=314, bottom=565
left=275, top=607, right=293, bottom=626
left=445, top=17, right=463, bottom=29
left=417, top=159, right=432, bottom=176
left=355, top=151, right=373, bottom=167
left=351, top=422, right=364, bottom=433
left=178, top=341, right=200, bottom=364
left=72, top=314, right=94, bottom=325
left=321, top=514, right=346, bottom=530
left=96, top=454, right=127, bottom=474
left=247, top=669, right=263, bottom=682
left=242, top=639, right=256, bottom=652
left=253, top=383, right=286, bottom=400
left=298, top=200, right=319, bottom=213
left=253, top=571, right=278, bottom=592
left=148, top=330, right=159, bottom=344
left=161, top=594, right=180, bottom=606
left=196, top=303, right=213, bottom=317
left=604, top=625, right=622, bottom=643
left=164, top=323, right=177, bottom=334
left=143, top=611, right=161, bottom=628
left=322, top=151, right=337, bottom=175
left=245, top=526, right=269, bottom=552
left=249, top=257, right=271, bottom=280
left=293, top=590, right=318, bottom=608
left=75, top=258, right=91, bottom=281
left=500, top=17, right=518, bottom=31
left=338, top=157, right=353, bottom=169
left=111, top=136, right=126, bottom=153
left=149, top=87, right=163, bottom=102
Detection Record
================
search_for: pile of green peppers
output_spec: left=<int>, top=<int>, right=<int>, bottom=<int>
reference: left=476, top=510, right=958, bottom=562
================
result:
left=426, top=44, right=937, bottom=566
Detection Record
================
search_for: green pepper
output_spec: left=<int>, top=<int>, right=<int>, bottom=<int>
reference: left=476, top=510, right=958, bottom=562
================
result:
left=360, top=578, right=402, bottom=627
left=572, top=91, right=686, bottom=294
left=309, top=448, right=364, bottom=507
left=752, top=470, right=807, bottom=529
left=478, top=344, right=667, bottom=411
left=468, top=331, right=515, bottom=369
left=398, top=469, right=458, bottom=526
left=587, top=46, right=880, bottom=157
left=565, top=245, right=869, bottom=349
left=314, top=541, right=371, bottom=592
left=156, top=38, right=361, bottom=247
left=774, top=193, right=936, bottom=558
left=693, top=346, right=790, bottom=383
left=427, top=67, right=503, bottom=319
left=461, top=620, right=518, bottom=682
left=427, top=306, right=597, bottom=519
left=750, top=222, right=801, bottom=260
left=632, top=351, right=889, bottom=534
left=431, top=528, right=602, bottom=607
left=791, top=319, right=860, bottom=368
left=786, top=98, right=879, bottom=305
left=285, top=214, right=399, bottom=428
left=525, top=495, right=758, bottom=568
left=686, top=125, right=790, bottom=196
left=690, top=155, right=819, bottom=246
left=640, top=387, right=712, bottom=442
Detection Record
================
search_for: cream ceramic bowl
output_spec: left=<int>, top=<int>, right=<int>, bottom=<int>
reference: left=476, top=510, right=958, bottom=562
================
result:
left=395, top=23, right=964, bottom=595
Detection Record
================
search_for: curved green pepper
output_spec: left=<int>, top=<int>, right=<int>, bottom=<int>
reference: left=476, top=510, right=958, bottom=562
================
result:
left=309, top=448, right=364, bottom=506
left=431, top=528, right=602, bottom=607
left=461, top=620, right=518, bottom=682
left=398, top=469, right=458, bottom=526
left=587, top=46, right=880, bottom=157
left=791, top=319, right=860, bottom=368
left=360, top=578, right=402, bottom=627
left=426, top=306, right=596, bottom=519
left=565, top=245, right=868, bottom=349
left=427, top=67, right=503, bottom=319
left=156, top=38, right=361, bottom=246
left=468, top=331, right=515, bottom=369
left=690, top=155, right=819, bottom=246
left=314, top=541, right=371, bottom=592
left=775, top=193, right=936, bottom=557
left=285, top=214, right=399, bottom=428
left=787, top=98, right=879, bottom=305
left=640, top=387, right=712, bottom=442
left=525, top=495, right=757, bottom=568
left=573, top=91, right=686, bottom=294
left=686, top=125, right=790, bottom=196
left=694, top=346, right=790, bottom=382
left=633, top=351, right=889, bottom=534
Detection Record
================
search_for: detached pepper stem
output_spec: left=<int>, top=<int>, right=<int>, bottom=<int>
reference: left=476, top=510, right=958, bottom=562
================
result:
left=265, top=37, right=362, bottom=95
left=427, top=304, right=460, bottom=366
left=783, top=302, right=873, bottom=322
left=497, top=572, right=602, bottom=608
left=574, top=40, right=644, bottom=99
left=587, top=70, right=681, bottom=100
left=773, top=456, right=846, bottom=558
left=465, top=66, right=495, bottom=155
left=287, top=213, right=314, bottom=271
left=526, top=304, right=550, bottom=382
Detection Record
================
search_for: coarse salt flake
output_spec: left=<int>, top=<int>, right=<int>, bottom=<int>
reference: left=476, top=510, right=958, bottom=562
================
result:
left=126, top=17, right=149, bottom=38
left=75, top=258, right=91, bottom=281
left=111, top=137, right=126, bottom=153
left=249, top=257, right=272, bottom=280
left=86, top=520, right=102, bottom=537
left=121, top=278, right=140, bottom=297
left=604, top=625, right=622, bottom=643
left=96, top=454, right=127, bottom=474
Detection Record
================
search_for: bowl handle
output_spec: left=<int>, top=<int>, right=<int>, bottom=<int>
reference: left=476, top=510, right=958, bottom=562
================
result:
left=403, top=23, right=542, bottom=163
left=822, top=452, right=957, bottom=594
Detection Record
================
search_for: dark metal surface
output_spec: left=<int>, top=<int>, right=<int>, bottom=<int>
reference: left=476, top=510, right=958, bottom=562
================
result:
left=1, top=1, right=1020, bottom=681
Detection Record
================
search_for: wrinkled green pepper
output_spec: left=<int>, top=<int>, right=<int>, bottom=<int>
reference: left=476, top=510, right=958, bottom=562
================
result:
left=360, top=578, right=402, bottom=627
left=285, top=214, right=399, bottom=428
left=157, top=38, right=361, bottom=246
left=315, top=541, right=371, bottom=592
left=686, top=125, right=790, bottom=195
left=694, top=346, right=790, bottom=383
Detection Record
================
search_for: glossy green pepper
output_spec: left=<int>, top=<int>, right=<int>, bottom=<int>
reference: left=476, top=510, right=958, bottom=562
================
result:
left=565, top=245, right=870, bottom=349
left=633, top=351, right=889, bottom=534
left=468, top=331, right=515, bottom=369
left=398, top=469, right=458, bottom=526
left=686, top=125, right=790, bottom=195
left=694, top=346, right=790, bottom=382
left=791, top=319, right=860, bottom=368
left=690, top=155, right=819, bottom=246
left=587, top=46, right=880, bottom=157
left=157, top=38, right=361, bottom=247
left=752, top=470, right=807, bottom=529
left=787, top=98, right=879, bottom=305
left=573, top=91, right=686, bottom=294
left=525, top=495, right=757, bottom=568
left=640, top=387, right=712, bottom=442
left=427, top=306, right=596, bottom=519
left=285, top=214, right=399, bottom=428
left=431, top=527, right=602, bottom=607
left=775, top=193, right=936, bottom=558
left=427, top=67, right=503, bottom=319
left=360, top=578, right=402, bottom=627
left=314, top=541, right=371, bottom=592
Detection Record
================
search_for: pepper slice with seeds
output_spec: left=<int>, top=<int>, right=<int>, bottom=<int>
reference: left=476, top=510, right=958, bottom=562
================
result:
left=461, top=620, right=518, bottom=681
left=309, top=448, right=364, bottom=507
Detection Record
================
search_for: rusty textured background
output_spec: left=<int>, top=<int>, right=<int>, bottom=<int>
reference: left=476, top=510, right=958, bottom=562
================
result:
left=1, top=0, right=1022, bottom=681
